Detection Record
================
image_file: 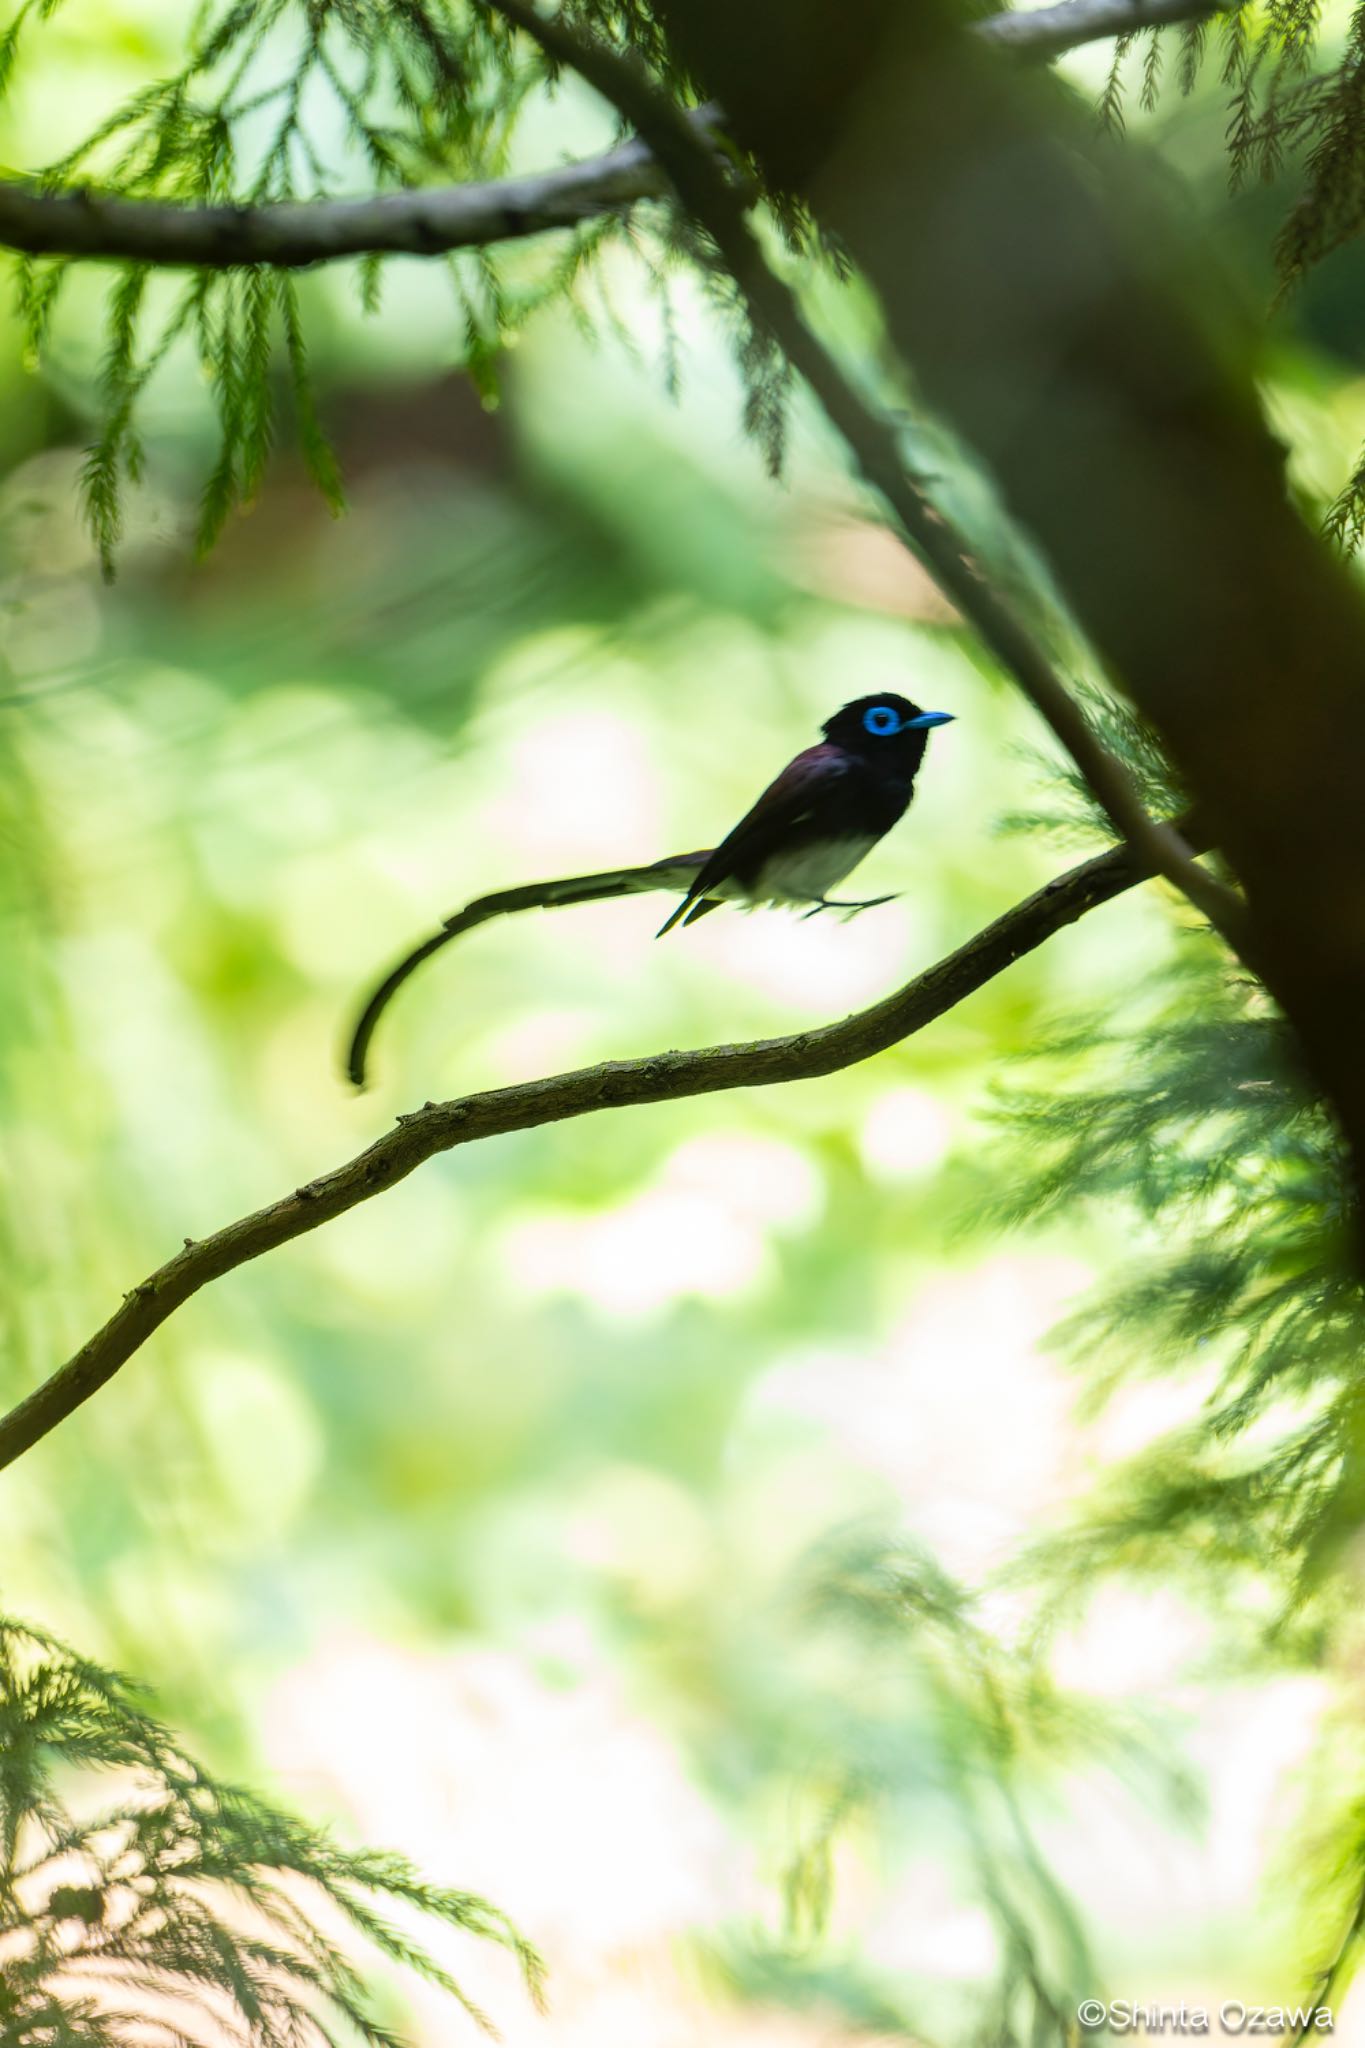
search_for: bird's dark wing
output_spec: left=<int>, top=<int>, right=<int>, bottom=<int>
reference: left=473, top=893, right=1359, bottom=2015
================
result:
left=347, top=851, right=711, bottom=1088
left=656, top=745, right=852, bottom=937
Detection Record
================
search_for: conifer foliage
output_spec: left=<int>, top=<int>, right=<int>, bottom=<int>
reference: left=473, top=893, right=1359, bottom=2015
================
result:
left=991, top=703, right=1363, bottom=1628
left=1105, top=0, right=1365, bottom=536
left=0, top=0, right=708, bottom=568
left=9, top=0, right=1365, bottom=550
left=4, top=0, right=529, bottom=565
left=0, top=1617, right=543, bottom=2046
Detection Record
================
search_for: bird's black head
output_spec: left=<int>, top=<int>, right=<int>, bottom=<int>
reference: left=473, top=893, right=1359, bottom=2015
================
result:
left=822, top=694, right=954, bottom=774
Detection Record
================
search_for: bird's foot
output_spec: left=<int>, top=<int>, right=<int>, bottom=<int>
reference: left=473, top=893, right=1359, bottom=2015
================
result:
left=798, top=892, right=900, bottom=922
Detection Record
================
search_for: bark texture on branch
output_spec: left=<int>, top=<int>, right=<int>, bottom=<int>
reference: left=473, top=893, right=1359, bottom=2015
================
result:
left=0, top=833, right=1174, bottom=1474
left=976, top=0, right=1216, bottom=57
left=650, top=0, right=1365, bottom=1225
left=0, top=132, right=678, bottom=269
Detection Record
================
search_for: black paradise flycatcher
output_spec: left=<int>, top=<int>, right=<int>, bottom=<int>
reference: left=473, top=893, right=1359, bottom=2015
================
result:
left=346, top=694, right=954, bottom=1088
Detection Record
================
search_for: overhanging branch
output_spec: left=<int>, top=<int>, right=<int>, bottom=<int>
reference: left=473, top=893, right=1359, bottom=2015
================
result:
left=976, top=0, right=1218, bottom=59
left=0, top=830, right=1182, bottom=1474
left=0, top=128, right=684, bottom=269
left=0, top=0, right=1220, bottom=270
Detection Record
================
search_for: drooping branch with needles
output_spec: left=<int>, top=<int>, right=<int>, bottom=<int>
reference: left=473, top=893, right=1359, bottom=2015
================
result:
left=0, top=0, right=1222, bottom=269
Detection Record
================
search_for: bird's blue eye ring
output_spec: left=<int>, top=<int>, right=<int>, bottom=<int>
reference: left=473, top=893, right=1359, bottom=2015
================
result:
left=863, top=705, right=901, bottom=737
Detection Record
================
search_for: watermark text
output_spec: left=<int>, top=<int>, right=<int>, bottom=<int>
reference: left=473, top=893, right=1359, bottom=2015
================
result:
left=1076, top=2001, right=1333, bottom=2035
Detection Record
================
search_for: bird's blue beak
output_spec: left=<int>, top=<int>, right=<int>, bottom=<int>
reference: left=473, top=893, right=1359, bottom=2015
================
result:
left=903, top=710, right=955, bottom=729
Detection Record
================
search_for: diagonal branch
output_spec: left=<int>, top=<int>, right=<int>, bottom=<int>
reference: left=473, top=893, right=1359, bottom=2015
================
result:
left=0, top=0, right=1220, bottom=270
left=482, top=0, right=1250, bottom=957
left=0, top=828, right=1191, bottom=1475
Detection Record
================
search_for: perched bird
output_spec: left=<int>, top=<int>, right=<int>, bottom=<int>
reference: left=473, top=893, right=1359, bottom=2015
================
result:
left=655, top=693, right=953, bottom=935
left=345, top=694, right=952, bottom=1088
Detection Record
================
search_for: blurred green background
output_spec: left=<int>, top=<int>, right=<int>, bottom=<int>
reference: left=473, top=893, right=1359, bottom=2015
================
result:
left=2, top=4, right=1363, bottom=2041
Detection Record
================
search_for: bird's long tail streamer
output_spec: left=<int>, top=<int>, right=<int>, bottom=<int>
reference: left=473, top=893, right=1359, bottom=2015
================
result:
left=346, top=852, right=711, bottom=1089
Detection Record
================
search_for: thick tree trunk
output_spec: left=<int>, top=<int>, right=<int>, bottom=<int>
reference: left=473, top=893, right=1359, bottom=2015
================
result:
left=656, top=0, right=1365, bottom=1205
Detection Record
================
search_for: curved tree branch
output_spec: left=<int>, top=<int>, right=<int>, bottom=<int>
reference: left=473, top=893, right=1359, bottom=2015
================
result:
left=0, top=828, right=1190, bottom=1475
left=0, top=0, right=1219, bottom=269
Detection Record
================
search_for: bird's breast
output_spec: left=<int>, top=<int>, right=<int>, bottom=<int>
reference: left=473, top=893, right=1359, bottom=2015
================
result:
left=749, top=834, right=880, bottom=907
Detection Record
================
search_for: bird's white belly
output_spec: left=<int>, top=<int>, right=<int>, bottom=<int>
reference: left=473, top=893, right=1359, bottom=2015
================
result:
left=749, top=835, right=878, bottom=907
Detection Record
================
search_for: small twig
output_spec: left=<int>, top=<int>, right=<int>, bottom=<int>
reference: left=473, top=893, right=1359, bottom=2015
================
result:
left=0, top=828, right=1193, bottom=1475
left=482, top=0, right=1251, bottom=960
